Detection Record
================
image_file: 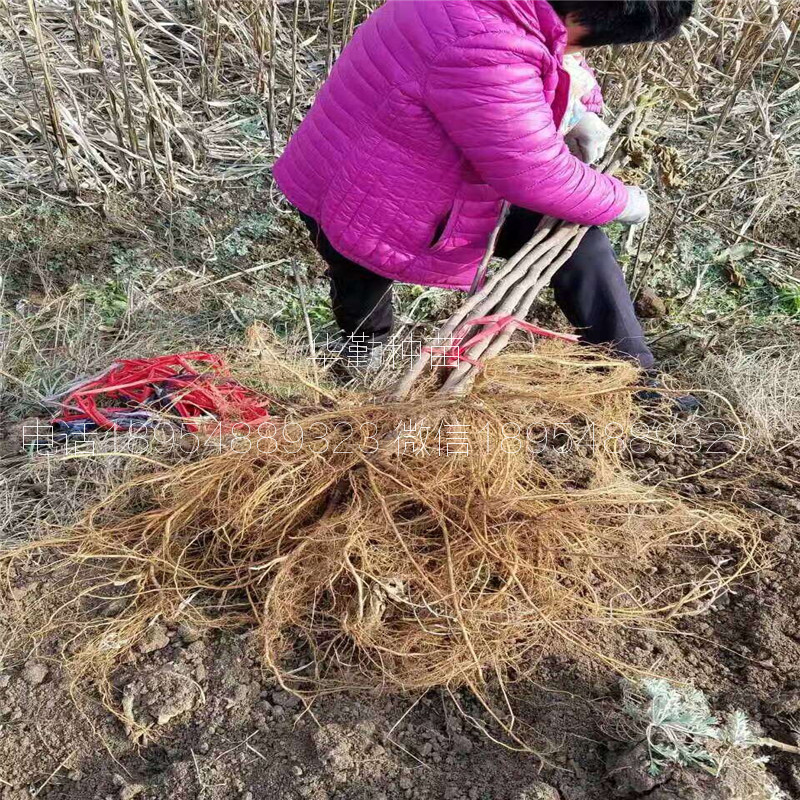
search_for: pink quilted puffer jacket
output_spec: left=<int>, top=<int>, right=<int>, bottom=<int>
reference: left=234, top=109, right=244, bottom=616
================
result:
left=274, top=0, right=628, bottom=290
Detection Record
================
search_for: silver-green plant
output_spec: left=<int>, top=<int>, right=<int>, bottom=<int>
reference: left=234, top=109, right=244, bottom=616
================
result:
left=621, top=678, right=760, bottom=777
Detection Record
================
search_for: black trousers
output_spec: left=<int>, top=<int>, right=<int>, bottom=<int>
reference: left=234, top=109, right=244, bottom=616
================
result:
left=300, top=208, right=654, bottom=369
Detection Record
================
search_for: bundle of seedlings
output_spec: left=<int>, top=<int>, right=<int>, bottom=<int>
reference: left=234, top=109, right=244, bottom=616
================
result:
left=393, top=109, right=641, bottom=400
left=2, top=340, right=761, bottom=745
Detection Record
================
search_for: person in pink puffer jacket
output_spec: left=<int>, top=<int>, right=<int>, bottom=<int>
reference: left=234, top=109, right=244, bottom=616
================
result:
left=274, top=0, right=694, bottom=377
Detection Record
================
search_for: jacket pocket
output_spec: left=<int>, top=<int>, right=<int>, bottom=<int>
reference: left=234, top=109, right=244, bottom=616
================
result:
left=429, top=199, right=464, bottom=253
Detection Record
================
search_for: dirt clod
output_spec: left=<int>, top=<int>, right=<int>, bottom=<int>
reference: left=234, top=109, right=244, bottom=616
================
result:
left=313, top=722, right=385, bottom=785
left=177, top=622, right=202, bottom=644
left=22, top=661, right=48, bottom=685
left=607, top=743, right=669, bottom=797
left=272, top=689, right=301, bottom=709
left=513, top=784, right=561, bottom=800
left=122, top=668, right=200, bottom=736
left=138, top=624, right=170, bottom=654
left=635, top=287, right=667, bottom=318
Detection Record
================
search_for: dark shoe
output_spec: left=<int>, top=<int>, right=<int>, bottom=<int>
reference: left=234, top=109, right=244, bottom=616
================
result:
left=327, top=332, right=390, bottom=382
left=636, top=371, right=701, bottom=415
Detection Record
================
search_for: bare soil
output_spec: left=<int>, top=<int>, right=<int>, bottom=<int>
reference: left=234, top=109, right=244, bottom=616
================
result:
left=2, top=416, right=799, bottom=800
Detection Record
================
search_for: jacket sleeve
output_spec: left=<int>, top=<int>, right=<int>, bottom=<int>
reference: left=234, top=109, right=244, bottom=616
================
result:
left=424, top=35, right=627, bottom=225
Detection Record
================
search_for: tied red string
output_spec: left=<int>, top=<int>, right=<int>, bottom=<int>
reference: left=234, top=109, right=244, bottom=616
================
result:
left=422, top=315, right=579, bottom=369
left=54, top=352, right=271, bottom=432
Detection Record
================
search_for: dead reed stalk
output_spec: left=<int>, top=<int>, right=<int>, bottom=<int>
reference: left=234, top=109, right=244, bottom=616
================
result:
left=2, top=0, right=795, bottom=214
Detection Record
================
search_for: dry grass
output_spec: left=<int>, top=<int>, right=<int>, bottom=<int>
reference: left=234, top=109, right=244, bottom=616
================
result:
left=593, top=0, right=800, bottom=288
left=695, top=340, right=800, bottom=451
left=1, top=341, right=761, bottom=746
left=2, top=0, right=797, bottom=238
left=0, top=281, right=239, bottom=418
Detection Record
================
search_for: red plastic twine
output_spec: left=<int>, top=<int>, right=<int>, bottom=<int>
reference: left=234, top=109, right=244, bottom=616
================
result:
left=422, top=315, right=579, bottom=369
left=54, top=352, right=271, bottom=432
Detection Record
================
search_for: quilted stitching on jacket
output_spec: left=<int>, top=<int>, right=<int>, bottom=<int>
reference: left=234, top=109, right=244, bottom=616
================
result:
left=273, top=0, right=628, bottom=290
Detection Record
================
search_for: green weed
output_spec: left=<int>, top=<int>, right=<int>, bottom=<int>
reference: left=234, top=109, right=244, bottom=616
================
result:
left=622, top=678, right=760, bottom=777
left=81, top=279, right=129, bottom=325
left=219, top=212, right=286, bottom=259
left=777, top=284, right=800, bottom=317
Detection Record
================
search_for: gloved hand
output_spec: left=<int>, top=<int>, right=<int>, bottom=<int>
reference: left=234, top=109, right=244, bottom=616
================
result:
left=565, top=111, right=612, bottom=165
left=615, top=186, right=651, bottom=225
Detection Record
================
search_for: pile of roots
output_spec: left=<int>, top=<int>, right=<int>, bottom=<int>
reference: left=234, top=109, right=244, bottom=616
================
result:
left=5, top=343, right=760, bottom=739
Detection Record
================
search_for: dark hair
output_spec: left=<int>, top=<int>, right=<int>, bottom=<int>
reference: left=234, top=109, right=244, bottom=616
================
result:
left=548, top=1, right=695, bottom=47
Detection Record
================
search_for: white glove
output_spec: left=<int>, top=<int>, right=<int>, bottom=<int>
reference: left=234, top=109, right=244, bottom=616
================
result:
left=615, top=186, right=651, bottom=225
left=565, top=111, right=611, bottom=165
